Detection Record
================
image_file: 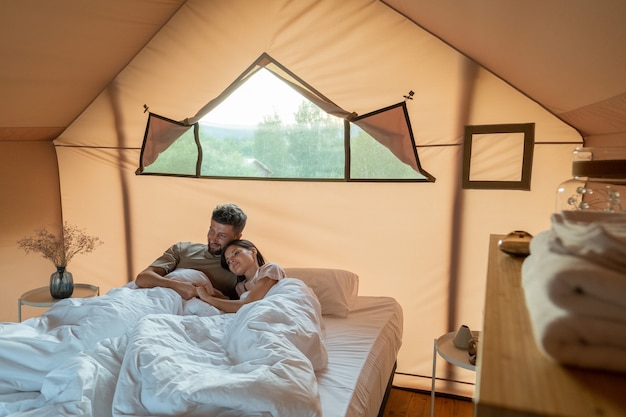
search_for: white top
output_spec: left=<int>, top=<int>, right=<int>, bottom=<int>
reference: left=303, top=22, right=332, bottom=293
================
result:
left=240, top=262, right=285, bottom=300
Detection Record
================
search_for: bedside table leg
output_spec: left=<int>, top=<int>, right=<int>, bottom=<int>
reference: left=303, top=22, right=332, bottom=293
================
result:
left=18, top=299, right=22, bottom=322
left=431, top=338, right=436, bottom=417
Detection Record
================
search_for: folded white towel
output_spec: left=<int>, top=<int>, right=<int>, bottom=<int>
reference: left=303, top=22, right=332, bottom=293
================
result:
left=522, top=225, right=626, bottom=372
left=550, top=211, right=626, bottom=274
left=522, top=249, right=626, bottom=372
left=525, top=231, right=626, bottom=317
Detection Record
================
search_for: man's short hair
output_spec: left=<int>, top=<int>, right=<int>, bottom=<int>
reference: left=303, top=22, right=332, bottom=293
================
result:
left=212, top=203, right=247, bottom=234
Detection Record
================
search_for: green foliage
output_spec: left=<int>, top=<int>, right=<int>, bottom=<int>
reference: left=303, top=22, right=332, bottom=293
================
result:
left=350, top=128, right=424, bottom=179
left=143, top=129, right=197, bottom=175
left=281, top=102, right=343, bottom=178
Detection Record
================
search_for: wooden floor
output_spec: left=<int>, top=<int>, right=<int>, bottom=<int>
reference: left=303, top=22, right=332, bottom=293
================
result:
left=381, top=387, right=475, bottom=417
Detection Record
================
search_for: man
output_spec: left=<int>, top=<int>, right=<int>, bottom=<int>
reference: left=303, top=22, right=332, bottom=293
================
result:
left=135, top=203, right=247, bottom=300
left=0, top=204, right=247, bottom=394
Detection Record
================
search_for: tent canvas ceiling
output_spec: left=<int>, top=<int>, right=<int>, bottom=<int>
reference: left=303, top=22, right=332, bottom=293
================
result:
left=1, top=0, right=625, bottom=395
left=385, top=0, right=626, bottom=147
left=2, top=0, right=625, bottom=144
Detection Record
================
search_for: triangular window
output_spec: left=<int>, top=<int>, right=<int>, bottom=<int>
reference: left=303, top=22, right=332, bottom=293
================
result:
left=137, top=53, right=434, bottom=182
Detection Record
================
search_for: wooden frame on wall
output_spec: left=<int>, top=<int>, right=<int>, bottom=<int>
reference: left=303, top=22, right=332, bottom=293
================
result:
left=462, top=123, right=535, bottom=190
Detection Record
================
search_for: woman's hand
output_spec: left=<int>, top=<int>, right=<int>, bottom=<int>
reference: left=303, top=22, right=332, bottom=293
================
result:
left=196, top=284, right=215, bottom=303
left=196, top=278, right=276, bottom=313
left=210, top=289, right=229, bottom=299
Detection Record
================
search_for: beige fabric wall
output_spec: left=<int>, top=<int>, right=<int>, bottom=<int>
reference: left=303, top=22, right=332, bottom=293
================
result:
left=2, top=0, right=584, bottom=393
left=1, top=142, right=63, bottom=321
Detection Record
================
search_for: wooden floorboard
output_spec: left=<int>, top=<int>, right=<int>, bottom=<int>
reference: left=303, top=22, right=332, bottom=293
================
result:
left=381, top=387, right=474, bottom=417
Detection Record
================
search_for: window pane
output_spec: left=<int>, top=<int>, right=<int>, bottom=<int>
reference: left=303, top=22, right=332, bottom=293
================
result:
left=469, top=132, right=524, bottom=181
left=350, top=125, right=427, bottom=180
left=142, top=127, right=197, bottom=175
left=199, top=70, right=344, bottom=179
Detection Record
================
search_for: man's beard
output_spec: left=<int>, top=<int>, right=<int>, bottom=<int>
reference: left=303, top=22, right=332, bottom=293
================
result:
left=208, top=244, right=223, bottom=256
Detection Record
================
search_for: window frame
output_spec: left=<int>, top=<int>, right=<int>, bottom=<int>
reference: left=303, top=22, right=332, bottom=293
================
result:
left=462, top=123, right=535, bottom=190
left=137, top=53, right=434, bottom=183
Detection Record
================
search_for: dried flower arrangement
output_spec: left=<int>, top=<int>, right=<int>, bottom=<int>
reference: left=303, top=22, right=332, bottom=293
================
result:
left=17, top=222, right=103, bottom=267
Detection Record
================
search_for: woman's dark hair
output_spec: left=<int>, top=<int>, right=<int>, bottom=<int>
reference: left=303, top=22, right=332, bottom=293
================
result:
left=220, top=239, right=266, bottom=271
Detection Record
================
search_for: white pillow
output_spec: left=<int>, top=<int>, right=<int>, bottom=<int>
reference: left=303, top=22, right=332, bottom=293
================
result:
left=164, top=268, right=210, bottom=285
left=162, top=269, right=222, bottom=316
left=124, top=268, right=209, bottom=289
left=283, top=268, right=359, bottom=317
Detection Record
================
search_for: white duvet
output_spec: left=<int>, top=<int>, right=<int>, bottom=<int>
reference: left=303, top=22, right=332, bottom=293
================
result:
left=0, top=278, right=327, bottom=417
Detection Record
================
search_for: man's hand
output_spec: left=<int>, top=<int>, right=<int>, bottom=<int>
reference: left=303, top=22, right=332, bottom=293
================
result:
left=135, top=267, right=198, bottom=300
left=170, top=281, right=198, bottom=300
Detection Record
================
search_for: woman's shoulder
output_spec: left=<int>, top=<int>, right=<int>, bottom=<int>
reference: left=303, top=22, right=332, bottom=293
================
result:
left=259, top=262, right=286, bottom=279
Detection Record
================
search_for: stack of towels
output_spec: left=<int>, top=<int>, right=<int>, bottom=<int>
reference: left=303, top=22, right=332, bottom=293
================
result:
left=522, top=210, right=626, bottom=372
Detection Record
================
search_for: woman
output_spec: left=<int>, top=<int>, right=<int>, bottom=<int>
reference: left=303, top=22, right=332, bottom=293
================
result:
left=196, top=239, right=285, bottom=312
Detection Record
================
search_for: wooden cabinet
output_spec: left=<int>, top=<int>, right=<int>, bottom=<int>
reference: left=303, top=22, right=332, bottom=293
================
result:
left=475, top=235, right=626, bottom=417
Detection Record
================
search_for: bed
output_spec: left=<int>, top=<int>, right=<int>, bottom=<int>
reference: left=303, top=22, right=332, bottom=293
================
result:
left=0, top=267, right=403, bottom=417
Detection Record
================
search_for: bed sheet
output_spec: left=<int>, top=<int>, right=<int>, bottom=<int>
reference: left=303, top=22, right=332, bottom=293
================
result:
left=318, top=296, right=403, bottom=417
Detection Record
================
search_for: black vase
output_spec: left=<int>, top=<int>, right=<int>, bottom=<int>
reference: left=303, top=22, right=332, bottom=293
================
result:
left=50, top=266, right=74, bottom=299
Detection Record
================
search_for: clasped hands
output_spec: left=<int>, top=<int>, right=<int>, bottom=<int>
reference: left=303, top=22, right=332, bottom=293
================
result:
left=174, top=281, right=227, bottom=301
left=196, top=283, right=228, bottom=301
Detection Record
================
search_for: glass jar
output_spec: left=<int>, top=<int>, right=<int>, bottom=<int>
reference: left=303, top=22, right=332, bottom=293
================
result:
left=556, top=147, right=626, bottom=213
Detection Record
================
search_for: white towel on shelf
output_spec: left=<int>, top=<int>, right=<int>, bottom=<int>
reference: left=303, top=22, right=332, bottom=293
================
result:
left=522, top=217, right=626, bottom=372
left=525, top=231, right=626, bottom=319
left=522, top=261, right=626, bottom=371
left=550, top=211, right=626, bottom=274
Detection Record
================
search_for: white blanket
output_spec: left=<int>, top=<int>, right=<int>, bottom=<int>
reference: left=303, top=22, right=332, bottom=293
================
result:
left=0, top=268, right=219, bottom=395
left=0, top=278, right=327, bottom=417
left=0, top=286, right=184, bottom=394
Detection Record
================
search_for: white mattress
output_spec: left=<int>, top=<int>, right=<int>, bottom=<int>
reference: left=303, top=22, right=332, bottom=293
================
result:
left=317, top=296, right=404, bottom=417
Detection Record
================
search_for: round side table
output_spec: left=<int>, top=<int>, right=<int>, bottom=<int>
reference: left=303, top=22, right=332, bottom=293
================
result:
left=18, top=284, right=100, bottom=322
left=430, top=330, right=480, bottom=417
